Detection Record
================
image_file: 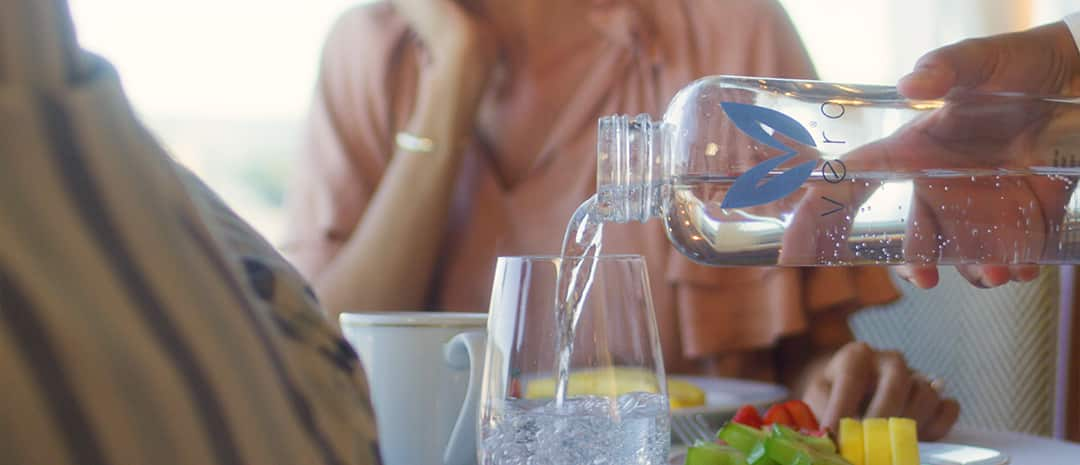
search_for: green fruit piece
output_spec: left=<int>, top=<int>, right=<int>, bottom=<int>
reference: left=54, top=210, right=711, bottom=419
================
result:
left=686, top=442, right=749, bottom=465
left=764, top=436, right=852, bottom=465
left=803, top=435, right=838, bottom=455
left=747, top=441, right=781, bottom=465
left=719, top=422, right=768, bottom=454
left=769, top=424, right=838, bottom=454
left=764, top=437, right=813, bottom=465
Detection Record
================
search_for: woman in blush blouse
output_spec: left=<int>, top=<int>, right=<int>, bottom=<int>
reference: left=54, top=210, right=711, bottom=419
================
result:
left=283, top=0, right=958, bottom=439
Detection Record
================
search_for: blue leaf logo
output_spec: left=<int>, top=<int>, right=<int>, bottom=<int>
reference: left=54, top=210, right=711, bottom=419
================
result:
left=719, top=102, right=817, bottom=209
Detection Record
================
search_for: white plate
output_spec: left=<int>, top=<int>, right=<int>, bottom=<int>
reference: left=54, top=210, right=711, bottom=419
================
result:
left=670, top=375, right=788, bottom=417
left=669, top=443, right=1009, bottom=465
left=919, top=443, right=1009, bottom=465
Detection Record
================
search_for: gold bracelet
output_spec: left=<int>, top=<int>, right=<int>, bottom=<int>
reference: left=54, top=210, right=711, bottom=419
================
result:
left=395, top=131, right=435, bottom=153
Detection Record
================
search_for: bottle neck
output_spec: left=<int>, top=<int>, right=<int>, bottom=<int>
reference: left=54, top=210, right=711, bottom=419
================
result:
left=596, top=114, right=666, bottom=223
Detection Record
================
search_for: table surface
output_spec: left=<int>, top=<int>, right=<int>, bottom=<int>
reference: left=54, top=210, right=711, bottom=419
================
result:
left=944, top=429, right=1080, bottom=464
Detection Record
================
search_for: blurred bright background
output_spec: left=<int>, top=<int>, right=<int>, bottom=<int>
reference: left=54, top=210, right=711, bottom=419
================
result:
left=68, top=0, right=1079, bottom=246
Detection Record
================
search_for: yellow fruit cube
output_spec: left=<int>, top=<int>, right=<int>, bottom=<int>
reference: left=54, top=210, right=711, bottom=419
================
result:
left=889, top=418, right=919, bottom=465
left=523, top=367, right=705, bottom=409
left=667, top=378, right=707, bottom=409
left=864, top=418, right=892, bottom=465
left=839, top=418, right=866, bottom=465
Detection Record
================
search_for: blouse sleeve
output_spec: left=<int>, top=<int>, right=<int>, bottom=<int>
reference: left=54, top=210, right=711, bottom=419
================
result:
left=280, top=4, right=408, bottom=280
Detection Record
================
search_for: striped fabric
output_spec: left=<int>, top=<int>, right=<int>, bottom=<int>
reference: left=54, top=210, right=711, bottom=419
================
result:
left=851, top=268, right=1060, bottom=437
left=0, top=1, right=379, bottom=464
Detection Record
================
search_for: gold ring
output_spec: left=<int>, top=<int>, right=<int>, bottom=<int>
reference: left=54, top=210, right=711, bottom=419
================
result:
left=913, top=372, right=945, bottom=393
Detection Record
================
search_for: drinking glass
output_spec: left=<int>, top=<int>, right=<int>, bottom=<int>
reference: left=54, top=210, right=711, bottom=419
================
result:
left=478, top=255, right=670, bottom=465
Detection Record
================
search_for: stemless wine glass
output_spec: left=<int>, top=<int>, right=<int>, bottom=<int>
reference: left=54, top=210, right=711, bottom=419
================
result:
left=478, top=255, right=670, bottom=465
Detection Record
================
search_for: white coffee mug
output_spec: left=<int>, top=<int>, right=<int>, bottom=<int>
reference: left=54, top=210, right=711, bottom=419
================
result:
left=340, top=312, right=487, bottom=465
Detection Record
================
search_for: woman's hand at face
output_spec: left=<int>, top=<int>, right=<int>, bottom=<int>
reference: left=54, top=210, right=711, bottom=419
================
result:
left=392, top=0, right=496, bottom=64
left=803, top=342, right=960, bottom=441
left=391, top=0, right=498, bottom=105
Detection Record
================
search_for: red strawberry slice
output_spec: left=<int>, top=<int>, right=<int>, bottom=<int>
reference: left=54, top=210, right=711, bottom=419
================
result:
left=782, top=400, right=820, bottom=430
left=732, top=405, right=763, bottom=428
left=762, top=403, right=795, bottom=428
left=800, top=428, right=828, bottom=438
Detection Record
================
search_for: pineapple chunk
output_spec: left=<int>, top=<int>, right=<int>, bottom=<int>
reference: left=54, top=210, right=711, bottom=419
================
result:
left=523, top=367, right=705, bottom=409
left=863, top=419, right=892, bottom=465
left=839, top=418, right=865, bottom=465
left=888, top=418, right=919, bottom=465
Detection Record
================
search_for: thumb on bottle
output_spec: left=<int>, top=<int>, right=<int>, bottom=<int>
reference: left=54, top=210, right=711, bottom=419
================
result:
left=898, top=38, right=1000, bottom=100
left=898, top=62, right=956, bottom=100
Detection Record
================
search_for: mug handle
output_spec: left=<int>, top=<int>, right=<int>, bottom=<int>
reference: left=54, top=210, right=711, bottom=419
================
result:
left=443, top=331, right=486, bottom=465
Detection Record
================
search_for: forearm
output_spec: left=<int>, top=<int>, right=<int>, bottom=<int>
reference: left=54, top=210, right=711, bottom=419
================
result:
left=314, top=67, right=482, bottom=316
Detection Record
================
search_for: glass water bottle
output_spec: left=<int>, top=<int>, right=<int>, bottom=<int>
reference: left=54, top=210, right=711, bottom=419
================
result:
left=595, top=75, right=1080, bottom=266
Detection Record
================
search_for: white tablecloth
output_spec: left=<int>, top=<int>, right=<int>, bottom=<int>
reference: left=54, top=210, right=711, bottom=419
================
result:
left=944, top=429, right=1080, bottom=464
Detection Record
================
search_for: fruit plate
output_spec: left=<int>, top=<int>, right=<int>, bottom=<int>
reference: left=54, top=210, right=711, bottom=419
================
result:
left=669, top=376, right=788, bottom=418
left=668, top=442, right=1009, bottom=465
left=919, top=443, right=1009, bottom=465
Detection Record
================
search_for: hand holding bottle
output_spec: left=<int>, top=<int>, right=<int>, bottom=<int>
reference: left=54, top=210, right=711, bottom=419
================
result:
left=778, top=92, right=1074, bottom=285
left=775, top=20, right=1080, bottom=288
left=894, top=20, right=1080, bottom=288
left=594, top=19, right=1080, bottom=280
